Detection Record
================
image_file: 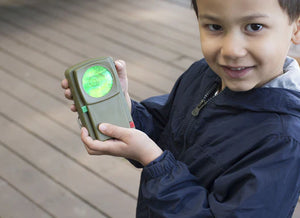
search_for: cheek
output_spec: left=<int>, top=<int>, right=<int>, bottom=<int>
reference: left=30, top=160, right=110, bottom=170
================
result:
left=255, top=38, right=276, bottom=54
left=200, top=38, right=218, bottom=60
left=200, top=40, right=222, bottom=73
left=253, top=30, right=291, bottom=61
left=251, top=37, right=287, bottom=69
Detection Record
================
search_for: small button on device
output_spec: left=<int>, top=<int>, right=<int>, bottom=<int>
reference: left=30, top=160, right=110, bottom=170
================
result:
left=130, top=121, right=135, bottom=128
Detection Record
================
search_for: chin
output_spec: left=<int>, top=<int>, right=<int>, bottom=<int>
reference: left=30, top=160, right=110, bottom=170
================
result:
left=227, top=83, right=256, bottom=92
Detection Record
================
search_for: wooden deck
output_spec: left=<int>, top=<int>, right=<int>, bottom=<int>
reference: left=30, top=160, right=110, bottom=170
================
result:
left=0, top=0, right=299, bottom=217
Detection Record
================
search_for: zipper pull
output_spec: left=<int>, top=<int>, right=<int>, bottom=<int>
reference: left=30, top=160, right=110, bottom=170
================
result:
left=191, top=99, right=207, bottom=116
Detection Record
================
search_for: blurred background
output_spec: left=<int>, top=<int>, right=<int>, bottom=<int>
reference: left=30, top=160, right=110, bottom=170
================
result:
left=0, top=0, right=298, bottom=217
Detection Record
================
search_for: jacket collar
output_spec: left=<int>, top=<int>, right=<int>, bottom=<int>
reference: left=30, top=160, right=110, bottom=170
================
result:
left=262, top=57, right=300, bottom=92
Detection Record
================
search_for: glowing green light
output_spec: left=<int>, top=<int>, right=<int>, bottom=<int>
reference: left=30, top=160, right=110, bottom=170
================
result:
left=82, top=65, right=113, bottom=98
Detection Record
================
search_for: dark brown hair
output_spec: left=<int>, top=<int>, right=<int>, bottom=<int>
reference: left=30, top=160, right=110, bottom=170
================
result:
left=191, top=0, right=300, bottom=22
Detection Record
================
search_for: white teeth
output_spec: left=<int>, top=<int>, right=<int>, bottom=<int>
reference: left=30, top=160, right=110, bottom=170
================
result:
left=230, top=67, right=246, bottom=71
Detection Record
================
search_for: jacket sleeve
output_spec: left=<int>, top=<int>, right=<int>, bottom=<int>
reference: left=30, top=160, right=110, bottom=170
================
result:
left=131, top=95, right=169, bottom=144
left=138, top=135, right=300, bottom=218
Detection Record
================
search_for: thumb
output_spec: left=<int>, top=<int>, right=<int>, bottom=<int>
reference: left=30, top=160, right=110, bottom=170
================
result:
left=99, top=123, right=129, bottom=140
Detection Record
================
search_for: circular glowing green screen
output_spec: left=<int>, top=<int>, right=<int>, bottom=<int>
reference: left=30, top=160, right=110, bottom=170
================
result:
left=82, top=65, right=113, bottom=98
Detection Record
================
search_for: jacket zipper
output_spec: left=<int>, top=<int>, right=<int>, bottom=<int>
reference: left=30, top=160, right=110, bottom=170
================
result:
left=191, top=82, right=220, bottom=116
left=181, top=82, right=220, bottom=147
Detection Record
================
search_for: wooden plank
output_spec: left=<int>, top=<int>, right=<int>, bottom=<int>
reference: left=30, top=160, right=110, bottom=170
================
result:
left=51, top=0, right=199, bottom=73
left=48, top=0, right=200, bottom=50
left=29, top=2, right=181, bottom=63
left=6, top=1, right=178, bottom=65
left=2, top=0, right=200, bottom=79
left=99, top=0, right=199, bottom=44
left=58, top=0, right=202, bottom=70
left=0, top=7, right=176, bottom=99
left=0, top=68, right=141, bottom=199
left=0, top=24, right=162, bottom=102
left=0, top=68, right=78, bottom=133
left=99, top=0, right=199, bottom=37
left=0, top=92, right=137, bottom=217
left=0, top=42, right=160, bottom=104
left=0, top=20, right=82, bottom=67
left=0, top=176, right=52, bottom=218
left=0, top=140, right=104, bottom=218
left=41, top=1, right=196, bottom=76
left=0, top=31, right=65, bottom=80
left=0, top=29, right=170, bottom=98
left=7, top=0, right=192, bottom=78
left=0, top=49, right=62, bottom=102
left=42, top=0, right=202, bottom=61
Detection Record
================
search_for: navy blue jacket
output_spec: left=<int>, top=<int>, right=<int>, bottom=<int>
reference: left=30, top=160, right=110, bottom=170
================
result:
left=131, top=59, right=300, bottom=217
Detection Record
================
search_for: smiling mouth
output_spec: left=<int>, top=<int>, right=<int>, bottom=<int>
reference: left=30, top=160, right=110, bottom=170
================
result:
left=221, top=65, right=254, bottom=78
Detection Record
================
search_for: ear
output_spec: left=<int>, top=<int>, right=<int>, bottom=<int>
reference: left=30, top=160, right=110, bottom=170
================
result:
left=292, top=17, right=300, bottom=44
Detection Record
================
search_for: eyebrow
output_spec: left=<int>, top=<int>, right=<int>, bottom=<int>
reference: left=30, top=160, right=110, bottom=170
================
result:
left=198, top=15, right=220, bottom=21
left=242, top=14, right=270, bottom=21
left=199, top=13, right=269, bottom=22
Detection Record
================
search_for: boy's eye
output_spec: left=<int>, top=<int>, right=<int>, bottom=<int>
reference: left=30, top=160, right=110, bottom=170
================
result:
left=207, top=24, right=223, bottom=31
left=246, top=24, right=263, bottom=32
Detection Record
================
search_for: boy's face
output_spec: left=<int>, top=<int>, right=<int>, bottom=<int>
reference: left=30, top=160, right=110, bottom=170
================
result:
left=196, top=0, right=300, bottom=91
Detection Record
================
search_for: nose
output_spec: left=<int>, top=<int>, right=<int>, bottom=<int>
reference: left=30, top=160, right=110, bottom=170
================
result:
left=221, top=33, right=247, bottom=60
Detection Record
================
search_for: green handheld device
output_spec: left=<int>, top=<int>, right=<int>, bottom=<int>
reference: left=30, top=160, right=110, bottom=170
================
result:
left=65, top=57, right=134, bottom=141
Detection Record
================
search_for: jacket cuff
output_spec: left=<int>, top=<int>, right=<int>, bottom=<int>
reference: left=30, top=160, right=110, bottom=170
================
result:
left=143, top=150, right=177, bottom=179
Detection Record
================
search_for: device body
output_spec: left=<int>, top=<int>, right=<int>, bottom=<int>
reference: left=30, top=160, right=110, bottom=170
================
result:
left=65, top=57, right=134, bottom=141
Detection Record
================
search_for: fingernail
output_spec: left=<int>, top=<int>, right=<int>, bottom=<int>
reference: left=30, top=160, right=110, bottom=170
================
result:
left=99, top=124, right=107, bottom=132
left=115, top=60, right=121, bottom=67
left=81, top=127, right=87, bottom=134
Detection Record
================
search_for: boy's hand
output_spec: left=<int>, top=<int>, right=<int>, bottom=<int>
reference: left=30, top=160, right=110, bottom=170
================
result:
left=81, top=123, right=163, bottom=166
left=61, top=60, right=131, bottom=112
left=61, top=78, right=77, bottom=112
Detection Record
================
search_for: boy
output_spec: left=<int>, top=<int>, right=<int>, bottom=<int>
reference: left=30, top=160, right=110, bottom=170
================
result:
left=62, top=0, right=300, bottom=217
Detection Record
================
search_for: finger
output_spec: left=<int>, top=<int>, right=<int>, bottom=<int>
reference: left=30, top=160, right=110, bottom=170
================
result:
left=81, top=127, right=125, bottom=156
left=115, top=60, right=127, bottom=77
left=115, top=60, right=121, bottom=70
left=99, top=123, right=131, bottom=141
left=115, top=60, right=125, bottom=70
left=70, top=104, right=77, bottom=112
left=81, top=127, right=99, bottom=148
left=61, top=79, right=69, bottom=89
left=64, top=89, right=73, bottom=99
left=81, top=128, right=104, bottom=154
left=83, top=142, right=99, bottom=155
